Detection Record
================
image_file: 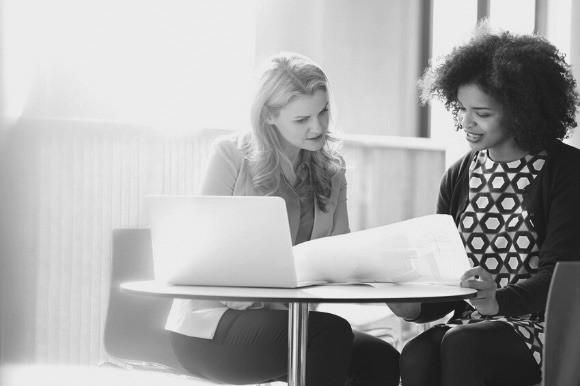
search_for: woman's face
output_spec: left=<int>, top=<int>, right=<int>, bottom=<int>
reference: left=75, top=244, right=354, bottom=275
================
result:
left=267, top=89, right=329, bottom=154
left=457, top=83, right=526, bottom=162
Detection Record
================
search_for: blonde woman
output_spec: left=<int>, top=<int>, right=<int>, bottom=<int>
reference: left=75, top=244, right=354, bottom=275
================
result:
left=166, top=52, right=400, bottom=385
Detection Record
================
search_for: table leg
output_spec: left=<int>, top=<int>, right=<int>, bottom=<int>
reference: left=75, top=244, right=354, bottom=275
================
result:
left=288, top=302, right=308, bottom=386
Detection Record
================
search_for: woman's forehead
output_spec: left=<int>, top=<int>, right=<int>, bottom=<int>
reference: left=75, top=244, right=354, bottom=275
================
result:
left=281, top=90, right=328, bottom=116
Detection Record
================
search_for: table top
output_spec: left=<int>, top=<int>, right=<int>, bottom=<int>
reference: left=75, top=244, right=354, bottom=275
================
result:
left=121, top=280, right=477, bottom=303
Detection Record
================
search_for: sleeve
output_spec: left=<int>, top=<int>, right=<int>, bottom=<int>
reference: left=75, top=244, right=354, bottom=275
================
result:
left=198, top=137, right=241, bottom=196
left=436, top=167, right=452, bottom=215
left=330, top=170, right=350, bottom=236
left=199, top=136, right=257, bottom=310
left=495, top=158, right=580, bottom=316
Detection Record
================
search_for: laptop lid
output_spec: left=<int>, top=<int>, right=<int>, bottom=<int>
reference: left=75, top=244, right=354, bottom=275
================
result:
left=147, top=195, right=302, bottom=288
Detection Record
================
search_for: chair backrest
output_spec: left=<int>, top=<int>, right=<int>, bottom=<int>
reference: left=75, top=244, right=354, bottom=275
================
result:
left=542, top=261, right=580, bottom=386
left=104, top=229, right=185, bottom=371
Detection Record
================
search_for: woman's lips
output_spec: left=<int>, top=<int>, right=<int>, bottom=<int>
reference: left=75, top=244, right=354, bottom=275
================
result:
left=465, top=131, right=484, bottom=143
left=307, top=133, right=324, bottom=141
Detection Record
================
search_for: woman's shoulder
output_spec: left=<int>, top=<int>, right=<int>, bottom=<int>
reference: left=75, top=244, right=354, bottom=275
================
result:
left=211, top=131, right=249, bottom=150
left=442, top=150, right=476, bottom=182
left=209, top=131, right=251, bottom=162
left=548, top=140, right=580, bottom=161
left=546, top=140, right=580, bottom=175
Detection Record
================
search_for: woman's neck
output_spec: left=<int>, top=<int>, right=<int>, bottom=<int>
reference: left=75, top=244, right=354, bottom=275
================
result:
left=488, top=146, right=528, bottom=163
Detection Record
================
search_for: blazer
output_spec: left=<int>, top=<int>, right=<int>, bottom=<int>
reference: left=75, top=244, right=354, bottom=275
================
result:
left=165, top=132, right=350, bottom=338
left=415, top=140, right=580, bottom=322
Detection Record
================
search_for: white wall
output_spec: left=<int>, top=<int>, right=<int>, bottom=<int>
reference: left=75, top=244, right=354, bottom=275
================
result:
left=255, top=0, right=424, bottom=137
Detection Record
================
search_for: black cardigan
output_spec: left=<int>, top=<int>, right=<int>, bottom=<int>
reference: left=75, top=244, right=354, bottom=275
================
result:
left=415, top=140, right=580, bottom=323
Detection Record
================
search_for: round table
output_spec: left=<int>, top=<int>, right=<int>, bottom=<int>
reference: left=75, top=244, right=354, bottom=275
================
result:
left=121, top=281, right=476, bottom=386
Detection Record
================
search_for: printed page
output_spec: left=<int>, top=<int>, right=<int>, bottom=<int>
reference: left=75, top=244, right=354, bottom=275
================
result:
left=293, top=214, right=471, bottom=286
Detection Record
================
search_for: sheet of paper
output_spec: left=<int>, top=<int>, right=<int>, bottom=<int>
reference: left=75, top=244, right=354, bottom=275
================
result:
left=292, top=214, right=471, bottom=286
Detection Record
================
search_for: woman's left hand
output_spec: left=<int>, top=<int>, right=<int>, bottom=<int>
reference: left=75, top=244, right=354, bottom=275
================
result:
left=460, top=266, right=499, bottom=316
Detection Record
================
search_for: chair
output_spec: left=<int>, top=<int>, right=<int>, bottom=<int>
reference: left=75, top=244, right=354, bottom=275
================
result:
left=541, top=261, right=580, bottom=386
left=103, top=229, right=191, bottom=374
left=103, top=229, right=279, bottom=386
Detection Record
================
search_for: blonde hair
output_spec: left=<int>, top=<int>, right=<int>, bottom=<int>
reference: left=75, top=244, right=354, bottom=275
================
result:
left=244, top=52, right=344, bottom=212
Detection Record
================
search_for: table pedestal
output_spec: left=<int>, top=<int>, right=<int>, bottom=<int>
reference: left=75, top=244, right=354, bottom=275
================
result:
left=288, top=303, right=308, bottom=386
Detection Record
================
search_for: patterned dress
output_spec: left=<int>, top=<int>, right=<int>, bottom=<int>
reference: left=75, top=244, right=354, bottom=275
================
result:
left=448, top=150, right=547, bottom=367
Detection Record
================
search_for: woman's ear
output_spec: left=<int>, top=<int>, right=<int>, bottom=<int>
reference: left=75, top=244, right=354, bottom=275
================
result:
left=264, top=107, right=278, bottom=125
left=264, top=114, right=276, bottom=125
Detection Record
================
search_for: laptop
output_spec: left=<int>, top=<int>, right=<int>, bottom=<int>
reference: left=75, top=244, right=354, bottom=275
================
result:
left=147, top=195, right=322, bottom=288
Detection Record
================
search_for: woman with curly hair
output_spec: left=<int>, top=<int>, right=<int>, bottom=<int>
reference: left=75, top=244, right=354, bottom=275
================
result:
left=388, top=24, right=580, bottom=386
left=167, top=52, right=400, bottom=385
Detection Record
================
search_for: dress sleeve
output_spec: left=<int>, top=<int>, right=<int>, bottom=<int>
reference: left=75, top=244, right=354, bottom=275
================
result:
left=496, top=158, right=580, bottom=316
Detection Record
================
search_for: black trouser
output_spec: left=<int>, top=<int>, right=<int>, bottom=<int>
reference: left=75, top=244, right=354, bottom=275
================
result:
left=400, top=321, right=542, bottom=386
left=171, top=309, right=400, bottom=385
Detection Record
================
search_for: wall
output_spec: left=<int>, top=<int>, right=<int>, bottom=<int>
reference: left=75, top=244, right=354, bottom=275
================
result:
left=255, top=0, right=424, bottom=137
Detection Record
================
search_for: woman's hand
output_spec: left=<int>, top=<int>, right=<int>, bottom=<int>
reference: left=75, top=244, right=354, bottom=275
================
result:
left=386, top=302, right=421, bottom=320
left=460, top=266, right=499, bottom=316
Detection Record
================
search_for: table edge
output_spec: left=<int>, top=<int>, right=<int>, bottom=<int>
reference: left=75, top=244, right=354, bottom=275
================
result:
left=120, top=281, right=477, bottom=304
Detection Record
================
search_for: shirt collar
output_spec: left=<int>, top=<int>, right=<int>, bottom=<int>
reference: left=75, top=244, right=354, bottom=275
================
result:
left=281, top=150, right=311, bottom=182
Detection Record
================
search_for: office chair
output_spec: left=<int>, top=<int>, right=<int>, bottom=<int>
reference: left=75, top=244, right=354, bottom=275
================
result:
left=103, top=229, right=279, bottom=386
left=541, top=261, right=580, bottom=386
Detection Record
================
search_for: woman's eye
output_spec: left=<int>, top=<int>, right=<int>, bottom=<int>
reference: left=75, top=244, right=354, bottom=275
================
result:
left=319, top=108, right=329, bottom=115
left=476, top=113, right=489, bottom=118
left=295, top=117, right=308, bottom=124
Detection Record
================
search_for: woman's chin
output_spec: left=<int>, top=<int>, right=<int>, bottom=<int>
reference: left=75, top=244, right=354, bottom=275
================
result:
left=300, top=137, right=324, bottom=151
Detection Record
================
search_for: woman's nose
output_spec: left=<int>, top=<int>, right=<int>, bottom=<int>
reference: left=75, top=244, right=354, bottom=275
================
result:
left=310, top=118, right=323, bottom=134
left=460, top=111, right=474, bottom=128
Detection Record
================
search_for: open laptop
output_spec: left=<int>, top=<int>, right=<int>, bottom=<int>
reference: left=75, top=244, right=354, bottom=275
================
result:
left=147, top=195, right=322, bottom=288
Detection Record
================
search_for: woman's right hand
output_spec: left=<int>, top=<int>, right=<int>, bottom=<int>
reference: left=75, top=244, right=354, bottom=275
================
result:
left=386, top=302, right=421, bottom=320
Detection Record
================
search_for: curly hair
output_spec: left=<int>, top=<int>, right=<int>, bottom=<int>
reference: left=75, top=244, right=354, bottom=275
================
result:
left=419, top=22, right=580, bottom=153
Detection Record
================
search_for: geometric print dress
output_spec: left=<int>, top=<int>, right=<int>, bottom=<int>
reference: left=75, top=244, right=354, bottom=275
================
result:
left=448, top=150, right=548, bottom=368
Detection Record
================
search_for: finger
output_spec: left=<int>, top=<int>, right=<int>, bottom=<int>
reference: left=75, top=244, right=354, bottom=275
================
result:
left=461, top=266, right=494, bottom=282
left=473, top=290, right=495, bottom=300
left=460, top=279, right=496, bottom=290
left=474, top=268, right=494, bottom=281
left=460, top=267, right=481, bottom=281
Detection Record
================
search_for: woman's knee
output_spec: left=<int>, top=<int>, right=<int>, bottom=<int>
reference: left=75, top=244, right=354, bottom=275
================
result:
left=400, top=325, right=448, bottom=377
left=310, top=311, right=353, bottom=344
left=402, top=325, right=446, bottom=361
left=441, top=324, right=484, bottom=359
left=354, top=330, right=400, bottom=365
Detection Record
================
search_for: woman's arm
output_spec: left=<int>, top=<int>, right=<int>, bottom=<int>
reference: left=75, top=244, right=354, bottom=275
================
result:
left=199, top=136, right=259, bottom=310
left=494, top=156, right=580, bottom=316
left=198, top=136, right=241, bottom=196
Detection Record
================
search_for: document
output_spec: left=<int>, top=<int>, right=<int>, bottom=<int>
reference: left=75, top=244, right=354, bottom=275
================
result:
left=293, top=214, right=471, bottom=286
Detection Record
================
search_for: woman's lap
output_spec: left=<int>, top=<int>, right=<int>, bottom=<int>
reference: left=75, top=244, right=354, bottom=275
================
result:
left=171, top=309, right=400, bottom=385
left=401, top=321, right=541, bottom=386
